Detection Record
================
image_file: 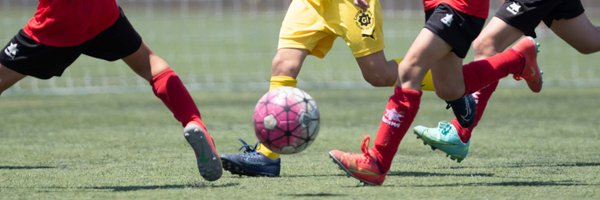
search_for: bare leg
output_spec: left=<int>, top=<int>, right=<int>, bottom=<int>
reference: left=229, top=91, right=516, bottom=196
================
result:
left=0, top=64, right=26, bottom=95
left=271, top=48, right=309, bottom=78
left=551, top=13, right=600, bottom=54
left=122, top=42, right=222, bottom=181
left=355, top=50, right=398, bottom=87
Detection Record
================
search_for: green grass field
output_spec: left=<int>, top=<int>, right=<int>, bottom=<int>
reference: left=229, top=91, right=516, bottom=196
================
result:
left=2, top=3, right=600, bottom=200
left=1, top=88, right=600, bottom=199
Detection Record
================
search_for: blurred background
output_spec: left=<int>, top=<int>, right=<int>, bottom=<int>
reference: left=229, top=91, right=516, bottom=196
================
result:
left=1, top=0, right=599, bottom=95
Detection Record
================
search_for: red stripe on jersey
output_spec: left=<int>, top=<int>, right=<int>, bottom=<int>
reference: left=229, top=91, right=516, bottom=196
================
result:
left=423, top=0, right=489, bottom=19
left=23, top=0, right=120, bottom=47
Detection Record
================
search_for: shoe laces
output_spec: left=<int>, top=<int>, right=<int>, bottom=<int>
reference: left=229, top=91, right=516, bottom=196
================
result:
left=358, top=135, right=383, bottom=171
left=237, top=138, right=259, bottom=154
left=358, top=135, right=378, bottom=165
left=360, top=135, right=371, bottom=156
left=437, top=121, right=452, bottom=135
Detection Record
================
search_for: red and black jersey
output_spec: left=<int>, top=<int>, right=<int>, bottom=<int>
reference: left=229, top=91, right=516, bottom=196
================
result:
left=423, top=0, right=489, bottom=19
left=23, top=0, right=120, bottom=47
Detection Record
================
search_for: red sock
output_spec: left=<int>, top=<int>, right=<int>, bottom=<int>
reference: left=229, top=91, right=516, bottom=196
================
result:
left=453, top=81, right=498, bottom=143
left=462, top=49, right=523, bottom=94
left=150, top=68, right=204, bottom=128
left=371, top=86, right=422, bottom=173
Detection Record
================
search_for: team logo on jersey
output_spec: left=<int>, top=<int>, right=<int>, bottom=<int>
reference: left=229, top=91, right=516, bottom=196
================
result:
left=355, top=10, right=375, bottom=39
left=382, top=108, right=404, bottom=128
left=441, top=14, right=454, bottom=27
left=4, top=42, right=18, bottom=59
left=506, top=2, right=522, bottom=15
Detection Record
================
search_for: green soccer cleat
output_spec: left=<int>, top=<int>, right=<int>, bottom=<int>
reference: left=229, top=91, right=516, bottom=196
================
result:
left=413, top=121, right=470, bottom=163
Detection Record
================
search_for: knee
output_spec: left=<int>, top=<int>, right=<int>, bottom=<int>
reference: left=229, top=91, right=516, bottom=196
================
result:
left=472, top=37, right=498, bottom=59
left=397, top=62, right=421, bottom=87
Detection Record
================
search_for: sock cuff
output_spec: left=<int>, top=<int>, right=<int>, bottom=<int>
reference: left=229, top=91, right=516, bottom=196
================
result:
left=270, top=76, right=297, bottom=91
left=150, top=68, right=175, bottom=84
left=394, top=86, right=423, bottom=97
left=257, top=143, right=281, bottom=160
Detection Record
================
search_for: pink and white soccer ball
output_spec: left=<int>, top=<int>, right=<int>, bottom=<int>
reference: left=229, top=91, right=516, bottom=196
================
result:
left=253, top=87, right=320, bottom=154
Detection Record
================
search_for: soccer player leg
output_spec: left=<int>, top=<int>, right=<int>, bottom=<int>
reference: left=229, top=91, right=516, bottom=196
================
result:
left=330, top=28, right=445, bottom=185
left=219, top=76, right=298, bottom=178
left=541, top=0, right=600, bottom=54
left=123, top=42, right=222, bottom=181
left=259, top=48, right=306, bottom=159
left=415, top=13, right=533, bottom=161
left=330, top=86, right=422, bottom=186
left=446, top=17, right=525, bottom=144
left=458, top=38, right=541, bottom=93
left=355, top=51, right=397, bottom=87
left=220, top=49, right=308, bottom=177
left=394, top=58, right=435, bottom=91
left=411, top=4, right=487, bottom=161
left=0, top=64, right=25, bottom=95
left=346, top=0, right=405, bottom=88
left=426, top=4, right=486, bottom=129
left=416, top=54, right=473, bottom=163
left=222, top=0, right=333, bottom=176
left=0, top=30, right=81, bottom=94
left=255, top=74, right=299, bottom=160
left=429, top=54, right=477, bottom=128
left=550, top=13, right=600, bottom=54
left=0, top=35, right=28, bottom=94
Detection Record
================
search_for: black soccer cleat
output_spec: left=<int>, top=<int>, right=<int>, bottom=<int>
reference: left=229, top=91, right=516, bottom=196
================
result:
left=220, top=139, right=281, bottom=177
left=446, top=94, right=476, bottom=128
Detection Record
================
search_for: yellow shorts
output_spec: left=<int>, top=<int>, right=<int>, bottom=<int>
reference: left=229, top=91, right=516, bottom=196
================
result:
left=278, top=0, right=384, bottom=58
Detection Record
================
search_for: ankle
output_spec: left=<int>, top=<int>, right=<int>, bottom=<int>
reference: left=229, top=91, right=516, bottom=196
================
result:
left=450, top=119, right=470, bottom=143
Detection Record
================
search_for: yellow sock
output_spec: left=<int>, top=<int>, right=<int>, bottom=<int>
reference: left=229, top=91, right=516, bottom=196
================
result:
left=393, top=57, right=435, bottom=91
left=257, top=76, right=298, bottom=160
left=269, top=75, right=297, bottom=91
left=257, top=143, right=280, bottom=160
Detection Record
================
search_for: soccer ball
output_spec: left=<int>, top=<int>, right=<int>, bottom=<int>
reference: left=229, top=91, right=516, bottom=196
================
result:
left=253, top=87, right=320, bottom=154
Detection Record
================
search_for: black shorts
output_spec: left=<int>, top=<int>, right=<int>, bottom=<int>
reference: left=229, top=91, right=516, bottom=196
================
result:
left=424, top=3, right=485, bottom=58
left=0, top=8, right=142, bottom=79
left=495, top=0, right=585, bottom=38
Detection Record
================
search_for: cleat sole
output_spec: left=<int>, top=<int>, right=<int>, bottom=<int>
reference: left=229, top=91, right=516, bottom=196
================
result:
left=414, top=130, right=466, bottom=163
left=221, top=158, right=279, bottom=177
left=184, top=125, right=222, bottom=181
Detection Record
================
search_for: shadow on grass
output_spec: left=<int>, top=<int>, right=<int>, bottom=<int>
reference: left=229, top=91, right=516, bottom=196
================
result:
left=282, top=174, right=350, bottom=178
left=281, top=170, right=493, bottom=179
left=411, top=180, right=596, bottom=187
left=82, top=182, right=239, bottom=192
left=0, top=165, right=55, bottom=170
left=388, top=171, right=494, bottom=177
left=445, top=162, right=600, bottom=169
left=281, top=192, right=347, bottom=197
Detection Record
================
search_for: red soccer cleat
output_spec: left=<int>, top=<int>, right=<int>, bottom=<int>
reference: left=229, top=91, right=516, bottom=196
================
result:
left=511, top=36, right=543, bottom=93
left=328, top=135, right=386, bottom=186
